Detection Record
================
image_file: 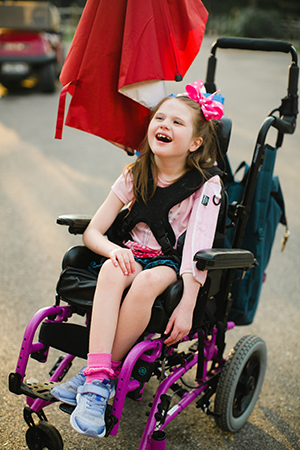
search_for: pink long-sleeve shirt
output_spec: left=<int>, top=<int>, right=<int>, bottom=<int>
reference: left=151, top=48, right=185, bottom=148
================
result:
left=111, top=170, right=221, bottom=286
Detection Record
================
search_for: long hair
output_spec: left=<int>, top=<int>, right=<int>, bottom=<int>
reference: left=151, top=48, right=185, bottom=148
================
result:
left=125, top=96, right=220, bottom=203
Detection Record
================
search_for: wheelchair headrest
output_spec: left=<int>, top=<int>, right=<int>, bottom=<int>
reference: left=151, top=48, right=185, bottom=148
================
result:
left=216, top=116, right=232, bottom=173
left=217, top=116, right=232, bottom=157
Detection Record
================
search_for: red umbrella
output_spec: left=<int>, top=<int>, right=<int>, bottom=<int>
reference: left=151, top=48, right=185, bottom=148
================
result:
left=55, top=0, right=208, bottom=154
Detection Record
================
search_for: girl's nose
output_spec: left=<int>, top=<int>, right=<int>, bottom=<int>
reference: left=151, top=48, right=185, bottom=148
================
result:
left=160, top=119, right=170, bottom=129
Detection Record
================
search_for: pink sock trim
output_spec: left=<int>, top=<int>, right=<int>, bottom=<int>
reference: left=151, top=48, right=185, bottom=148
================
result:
left=84, top=367, right=115, bottom=383
left=84, top=352, right=113, bottom=383
left=111, top=360, right=122, bottom=379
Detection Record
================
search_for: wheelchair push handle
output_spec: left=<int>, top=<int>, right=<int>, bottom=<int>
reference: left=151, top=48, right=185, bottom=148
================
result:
left=205, top=36, right=299, bottom=138
left=211, top=37, right=297, bottom=61
left=205, top=37, right=298, bottom=93
left=212, top=37, right=299, bottom=94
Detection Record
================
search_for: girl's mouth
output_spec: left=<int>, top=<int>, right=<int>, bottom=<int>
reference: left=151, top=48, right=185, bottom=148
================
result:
left=156, top=133, right=172, bottom=143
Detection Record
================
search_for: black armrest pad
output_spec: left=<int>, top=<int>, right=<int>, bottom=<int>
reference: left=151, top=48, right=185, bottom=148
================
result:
left=57, top=215, right=92, bottom=235
left=194, top=248, right=255, bottom=271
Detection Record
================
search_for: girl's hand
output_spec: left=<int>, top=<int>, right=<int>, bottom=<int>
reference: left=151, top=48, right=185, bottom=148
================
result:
left=164, top=304, right=193, bottom=346
left=109, top=247, right=136, bottom=276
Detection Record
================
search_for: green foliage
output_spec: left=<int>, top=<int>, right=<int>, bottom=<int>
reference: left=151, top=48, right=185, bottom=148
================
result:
left=204, top=0, right=300, bottom=18
left=228, top=7, right=284, bottom=39
left=206, top=7, right=285, bottom=40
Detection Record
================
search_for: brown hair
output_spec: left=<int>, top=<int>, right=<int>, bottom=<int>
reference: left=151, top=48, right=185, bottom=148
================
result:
left=125, top=96, right=220, bottom=203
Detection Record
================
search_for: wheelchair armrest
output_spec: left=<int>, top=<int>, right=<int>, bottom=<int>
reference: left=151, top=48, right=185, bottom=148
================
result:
left=57, top=214, right=92, bottom=235
left=194, top=248, right=255, bottom=271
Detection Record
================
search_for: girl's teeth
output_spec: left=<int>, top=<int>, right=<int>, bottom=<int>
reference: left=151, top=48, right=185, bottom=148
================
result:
left=157, top=134, right=171, bottom=142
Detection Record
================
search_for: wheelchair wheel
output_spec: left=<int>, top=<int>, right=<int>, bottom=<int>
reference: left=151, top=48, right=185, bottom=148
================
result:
left=214, top=335, right=267, bottom=433
left=25, top=421, right=63, bottom=450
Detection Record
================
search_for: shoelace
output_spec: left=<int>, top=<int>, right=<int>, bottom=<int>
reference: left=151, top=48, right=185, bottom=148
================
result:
left=85, top=393, right=106, bottom=413
left=68, top=372, right=85, bottom=389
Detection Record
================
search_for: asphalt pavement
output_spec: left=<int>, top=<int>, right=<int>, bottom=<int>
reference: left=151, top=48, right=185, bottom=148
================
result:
left=0, top=36, right=299, bottom=449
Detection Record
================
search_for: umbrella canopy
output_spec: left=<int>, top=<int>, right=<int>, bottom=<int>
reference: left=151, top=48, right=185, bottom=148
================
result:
left=55, top=0, right=208, bottom=153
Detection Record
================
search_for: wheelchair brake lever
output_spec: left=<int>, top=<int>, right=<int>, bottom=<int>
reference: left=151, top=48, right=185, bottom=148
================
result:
left=160, top=359, right=166, bottom=381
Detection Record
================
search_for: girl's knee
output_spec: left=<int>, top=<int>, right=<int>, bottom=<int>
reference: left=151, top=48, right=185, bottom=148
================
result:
left=132, top=267, right=175, bottom=293
left=98, top=259, right=126, bottom=285
left=99, top=258, right=115, bottom=275
left=139, top=269, right=159, bottom=284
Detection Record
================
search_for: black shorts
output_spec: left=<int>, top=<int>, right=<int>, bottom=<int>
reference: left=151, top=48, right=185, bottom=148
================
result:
left=88, top=255, right=180, bottom=277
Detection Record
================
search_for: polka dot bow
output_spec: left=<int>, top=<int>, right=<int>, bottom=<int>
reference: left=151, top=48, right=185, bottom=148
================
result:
left=185, top=79, right=224, bottom=120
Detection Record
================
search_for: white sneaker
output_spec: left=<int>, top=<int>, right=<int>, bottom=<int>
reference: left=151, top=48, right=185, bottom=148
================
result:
left=51, top=367, right=86, bottom=406
left=70, top=379, right=115, bottom=438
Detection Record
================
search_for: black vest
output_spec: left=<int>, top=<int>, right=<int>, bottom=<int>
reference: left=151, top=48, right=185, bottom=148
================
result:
left=107, top=166, right=224, bottom=260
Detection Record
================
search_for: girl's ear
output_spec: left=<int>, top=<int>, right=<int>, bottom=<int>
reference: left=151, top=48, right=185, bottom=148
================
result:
left=189, top=137, right=203, bottom=153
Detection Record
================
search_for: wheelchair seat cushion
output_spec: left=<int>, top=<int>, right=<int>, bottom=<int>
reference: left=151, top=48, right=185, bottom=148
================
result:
left=56, top=266, right=95, bottom=311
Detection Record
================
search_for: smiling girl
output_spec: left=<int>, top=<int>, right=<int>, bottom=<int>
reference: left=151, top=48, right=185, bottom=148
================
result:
left=51, top=80, right=224, bottom=439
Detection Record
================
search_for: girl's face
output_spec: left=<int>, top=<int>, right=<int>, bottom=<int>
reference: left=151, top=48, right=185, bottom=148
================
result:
left=147, top=97, right=202, bottom=164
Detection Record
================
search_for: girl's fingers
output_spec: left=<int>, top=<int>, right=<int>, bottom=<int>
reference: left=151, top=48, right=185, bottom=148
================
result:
left=164, top=317, right=190, bottom=345
left=112, top=249, right=135, bottom=275
left=130, top=256, right=136, bottom=274
left=123, top=253, right=134, bottom=275
left=123, top=253, right=135, bottom=275
left=164, top=316, right=174, bottom=335
left=111, top=254, right=119, bottom=267
left=164, top=331, right=179, bottom=346
left=119, top=255, right=130, bottom=275
left=118, top=257, right=128, bottom=275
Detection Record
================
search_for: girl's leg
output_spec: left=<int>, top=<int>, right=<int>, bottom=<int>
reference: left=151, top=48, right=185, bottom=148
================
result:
left=70, top=259, right=143, bottom=438
left=88, top=258, right=143, bottom=355
left=52, top=260, right=139, bottom=405
left=111, top=266, right=177, bottom=361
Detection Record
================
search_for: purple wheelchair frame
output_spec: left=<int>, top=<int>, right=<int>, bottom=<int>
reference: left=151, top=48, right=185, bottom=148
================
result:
left=12, top=300, right=235, bottom=450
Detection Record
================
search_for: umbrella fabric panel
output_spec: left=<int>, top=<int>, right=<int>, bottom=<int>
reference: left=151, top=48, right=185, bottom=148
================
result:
left=56, top=0, right=208, bottom=152
left=58, top=0, right=149, bottom=152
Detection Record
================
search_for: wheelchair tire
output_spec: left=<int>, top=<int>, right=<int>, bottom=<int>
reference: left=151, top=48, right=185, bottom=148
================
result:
left=214, top=335, right=267, bottom=433
left=25, top=421, right=63, bottom=450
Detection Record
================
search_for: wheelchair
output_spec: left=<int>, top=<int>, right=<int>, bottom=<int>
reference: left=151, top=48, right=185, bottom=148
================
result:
left=8, top=38, right=298, bottom=450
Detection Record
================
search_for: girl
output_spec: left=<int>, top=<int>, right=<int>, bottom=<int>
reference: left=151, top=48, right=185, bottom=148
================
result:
left=52, top=80, right=224, bottom=438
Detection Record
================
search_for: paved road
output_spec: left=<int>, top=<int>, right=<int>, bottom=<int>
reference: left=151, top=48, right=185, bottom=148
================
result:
left=1, top=36, right=299, bottom=450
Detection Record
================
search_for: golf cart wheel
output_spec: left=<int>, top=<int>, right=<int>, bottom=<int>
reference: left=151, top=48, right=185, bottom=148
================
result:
left=214, top=335, right=267, bottom=432
left=39, top=63, right=55, bottom=93
left=0, top=80, right=21, bottom=91
left=25, top=421, right=63, bottom=450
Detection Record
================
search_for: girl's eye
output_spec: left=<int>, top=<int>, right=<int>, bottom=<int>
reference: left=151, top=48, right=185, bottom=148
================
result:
left=174, top=120, right=183, bottom=125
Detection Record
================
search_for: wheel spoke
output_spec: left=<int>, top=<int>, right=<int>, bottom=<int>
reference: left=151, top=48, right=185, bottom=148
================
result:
left=234, top=386, right=245, bottom=416
left=244, top=357, right=259, bottom=380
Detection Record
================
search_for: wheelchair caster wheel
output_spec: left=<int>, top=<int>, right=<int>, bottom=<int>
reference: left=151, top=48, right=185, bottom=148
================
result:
left=214, top=335, right=267, bottom=433
left=25, top=421, right=63, bottom=450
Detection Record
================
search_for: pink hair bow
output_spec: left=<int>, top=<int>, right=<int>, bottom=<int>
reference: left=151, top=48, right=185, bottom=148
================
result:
left=185, top=80, right=224, bottom=120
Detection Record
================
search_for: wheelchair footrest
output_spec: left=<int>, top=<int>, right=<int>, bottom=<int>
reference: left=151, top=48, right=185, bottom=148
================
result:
left=20, top=380, right=59, bottom=402
left=59, top=403, right=75, bottom=414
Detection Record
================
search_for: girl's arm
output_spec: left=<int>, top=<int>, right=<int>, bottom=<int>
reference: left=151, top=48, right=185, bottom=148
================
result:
left=180, top=175, right=221, bottom=285
left=83, top=190, right=136, bottom=275
left=164, top=273, right=200, bottom=346
left=164, top=176, right=222, bottom=345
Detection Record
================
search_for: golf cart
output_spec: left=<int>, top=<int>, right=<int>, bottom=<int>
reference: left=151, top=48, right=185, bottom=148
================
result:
left=0, top=1, right=64, bottom=92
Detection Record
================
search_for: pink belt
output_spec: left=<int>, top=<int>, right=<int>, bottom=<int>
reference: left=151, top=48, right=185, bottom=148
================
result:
left=123, top=240, right=163, bottom=259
